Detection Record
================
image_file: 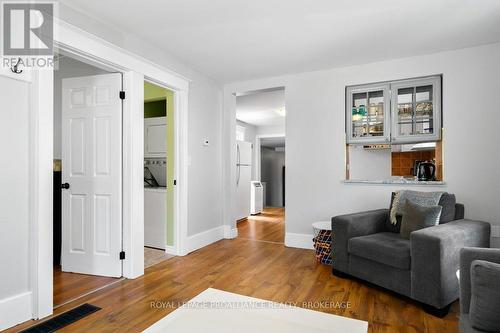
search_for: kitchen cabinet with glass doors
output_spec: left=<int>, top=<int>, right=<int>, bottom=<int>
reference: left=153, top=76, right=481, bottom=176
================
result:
left=346, top=83, right=391, bottom=144
left=345, top=75, right=441, bottom=144
left=390, top=76, right=441, bottom=143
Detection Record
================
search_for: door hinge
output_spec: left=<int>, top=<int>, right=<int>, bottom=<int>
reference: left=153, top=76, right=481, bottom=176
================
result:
left=173, top=179, right=177, bottom=185
left=119, top=251, right=125, bottom=260
left=119, top=91, right=125, bottom=100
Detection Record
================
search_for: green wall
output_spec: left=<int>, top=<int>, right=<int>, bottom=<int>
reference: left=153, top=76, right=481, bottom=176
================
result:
left=144, top=82, right=175, bottom=247
left=144, top=81, right=169, bottom=101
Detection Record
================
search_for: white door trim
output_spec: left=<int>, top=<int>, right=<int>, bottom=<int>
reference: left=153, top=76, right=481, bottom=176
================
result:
left=30, top=69, right=55, bottom=320
left=30, top=18, right=190, bottom=322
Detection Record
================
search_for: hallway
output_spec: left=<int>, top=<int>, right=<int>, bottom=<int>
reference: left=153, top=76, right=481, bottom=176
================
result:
left=237, top=207, right=285, bottom=244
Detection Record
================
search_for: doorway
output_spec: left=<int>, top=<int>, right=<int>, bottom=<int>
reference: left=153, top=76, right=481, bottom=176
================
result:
left=52, top=54, right=123, bottom=307
left=16, top=24, right=191, bottom=324
left=233, top=87, right=286, bottom=243
left=143, top=81, right=175, bottom=268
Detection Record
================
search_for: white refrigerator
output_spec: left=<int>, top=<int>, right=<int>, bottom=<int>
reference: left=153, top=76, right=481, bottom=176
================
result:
left=235, top=141, right=252, bottom=221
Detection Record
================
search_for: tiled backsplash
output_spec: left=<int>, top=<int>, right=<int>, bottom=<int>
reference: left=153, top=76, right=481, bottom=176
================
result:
left=391, top=151, right=435, bottom=178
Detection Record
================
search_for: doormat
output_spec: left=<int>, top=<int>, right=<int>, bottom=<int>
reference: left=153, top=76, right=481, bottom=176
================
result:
left=21, top=303, right=101, bottom=333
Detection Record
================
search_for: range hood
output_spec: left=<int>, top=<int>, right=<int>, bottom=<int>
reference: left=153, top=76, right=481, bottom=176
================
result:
left=409, top=142, right=436, bottom=151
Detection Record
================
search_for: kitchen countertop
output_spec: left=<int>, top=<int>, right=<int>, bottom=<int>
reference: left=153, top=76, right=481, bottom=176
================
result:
left=344, top=179, right=446, bottom=186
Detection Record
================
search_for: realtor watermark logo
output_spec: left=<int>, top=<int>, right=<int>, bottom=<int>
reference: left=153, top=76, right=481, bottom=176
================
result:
left=1, top=1, right=57, bottom=70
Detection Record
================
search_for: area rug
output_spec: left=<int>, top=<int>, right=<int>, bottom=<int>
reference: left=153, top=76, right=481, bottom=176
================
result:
left=143, top=288, right=368, bottom=332
left=144, top=247, right=174, bottom=269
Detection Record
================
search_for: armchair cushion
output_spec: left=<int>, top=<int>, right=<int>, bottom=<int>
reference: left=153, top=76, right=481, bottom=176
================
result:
left=469, top=260, right=500, bottom=332
left=348, top=232, right=410, bottom=269
left=332, top=209, right=388, bottom=273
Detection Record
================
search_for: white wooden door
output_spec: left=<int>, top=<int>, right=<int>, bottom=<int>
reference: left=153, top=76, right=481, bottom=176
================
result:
left=61, top=73, right=122, bottom=277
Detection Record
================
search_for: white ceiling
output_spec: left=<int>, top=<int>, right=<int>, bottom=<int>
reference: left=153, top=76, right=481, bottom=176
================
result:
left=60, top=0, right=500, bottom=83
left=261, top=137, right=285, bottom=149
left=236, top=89, right=285, bottom=127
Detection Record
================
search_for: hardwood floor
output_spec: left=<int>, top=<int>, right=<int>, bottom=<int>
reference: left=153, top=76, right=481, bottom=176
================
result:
left=144, top=247, right=175, bottom=269
left=53, top=266, right=120, bottom=307
left=237, top=207, right=285, bottom=243
left=9, top=208, right=458, bottom=333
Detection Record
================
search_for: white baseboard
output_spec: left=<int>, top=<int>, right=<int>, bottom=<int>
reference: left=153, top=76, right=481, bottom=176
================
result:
left=223, top=225, right=238, bottom=239
left=0, top=291, right=32, bottom=331
left=285, top=233, right=314, bottom=250
left=186, top=226, right=224, bottom=254
left=164, top=245, right=177, bottom=256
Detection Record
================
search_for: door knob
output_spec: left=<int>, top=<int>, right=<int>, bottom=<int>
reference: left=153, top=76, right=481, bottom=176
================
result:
left=61, top=183, right=70, bottom=189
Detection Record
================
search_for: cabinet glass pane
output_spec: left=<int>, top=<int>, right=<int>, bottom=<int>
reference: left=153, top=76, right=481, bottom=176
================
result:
left=415, top=85, right=433, bottom=135
left=397, top=87, right=414, bottom=136
left=396, top=85, right=434, bottom=136
left=367, top=91, right=384, bottom=136
left=352, top=92, right=367, bottom=138
left=351, top=90, right=384, bottom=139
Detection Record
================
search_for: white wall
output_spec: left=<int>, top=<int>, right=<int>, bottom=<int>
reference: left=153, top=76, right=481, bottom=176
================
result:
left=257, top=124, right=285, bottom=136
left=348, top=146, right=391, bottom=180
left=0, top=75, right=31, bottom=329
left=224, top=42, right=500, bottom=248
left=187, top=77, right=223, bottom=236
left=261, top=147, right=285, bottom=207
left=58, top=5, right=224, bottom=238
left=54, top=57, right=108, bottom=159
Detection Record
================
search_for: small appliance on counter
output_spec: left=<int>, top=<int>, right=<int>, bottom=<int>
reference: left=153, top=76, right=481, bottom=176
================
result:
left=415, top=161, right=436, bottom=181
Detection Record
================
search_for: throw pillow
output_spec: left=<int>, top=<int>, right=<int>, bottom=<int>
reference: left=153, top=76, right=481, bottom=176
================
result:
left=388, top=192, right=455, bottom=232
left=400, top=201, right=441, bottom=239
left=437, top=193, right=456, bottom=223
left=469, top=260, right=500, bottom=333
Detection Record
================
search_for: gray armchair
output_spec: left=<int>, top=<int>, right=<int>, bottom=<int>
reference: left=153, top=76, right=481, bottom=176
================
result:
left=331, top=197, right=491, bottom=316
left=460, top=248, right=500, bottom=333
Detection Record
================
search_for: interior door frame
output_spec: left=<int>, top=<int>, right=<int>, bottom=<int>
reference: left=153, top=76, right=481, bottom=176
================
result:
left=222, top=84, right=286, bottom=238
left=30, top=18, right=190, bottom=321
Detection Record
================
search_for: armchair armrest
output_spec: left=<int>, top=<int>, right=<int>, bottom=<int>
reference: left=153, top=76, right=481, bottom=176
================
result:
left=331, top=209, right=388, bottom=273
left=460, top=247, right=500, bottom=314
left=410, top=219, right=490, bottom=309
